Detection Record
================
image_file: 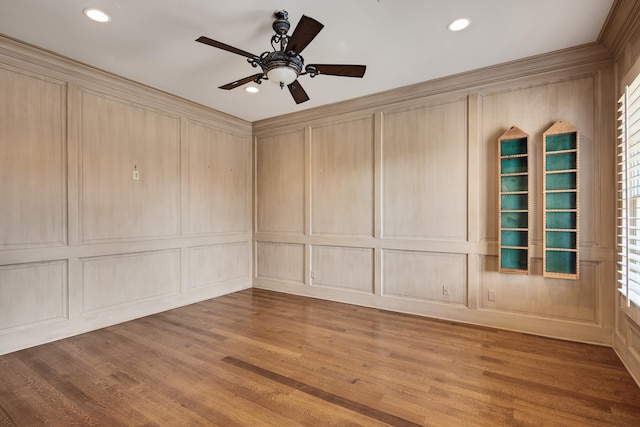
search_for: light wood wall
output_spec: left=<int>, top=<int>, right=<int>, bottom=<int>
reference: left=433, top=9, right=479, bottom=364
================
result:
left=253, top=42, right=616, bottom=345
left=0, top=36, right=252, bottom=355
left=601, top=0, right=640, bottom=386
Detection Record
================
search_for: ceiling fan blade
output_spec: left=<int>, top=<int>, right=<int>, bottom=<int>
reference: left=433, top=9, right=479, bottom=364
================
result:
left=308, top=64, right=367, bottom=78
left=219, top=73, right=264, bottom=90
left=287, top=80, right=310, bottom=104
left=286, top=15, right=324, bottom=55
left=196, top=36, right=257, bottom=59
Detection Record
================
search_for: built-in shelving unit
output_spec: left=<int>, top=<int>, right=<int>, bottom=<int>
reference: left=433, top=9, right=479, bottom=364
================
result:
left=498, top=126, right=530, bottom=274
left=543, top=120, right=579, bottom=279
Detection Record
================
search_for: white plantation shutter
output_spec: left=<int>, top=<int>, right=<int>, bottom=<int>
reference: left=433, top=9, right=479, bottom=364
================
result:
left=618, top=73, right=640, bottom=307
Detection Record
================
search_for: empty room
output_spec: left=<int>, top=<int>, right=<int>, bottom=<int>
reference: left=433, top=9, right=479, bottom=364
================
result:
left=2, top=0, right=640, bottom=425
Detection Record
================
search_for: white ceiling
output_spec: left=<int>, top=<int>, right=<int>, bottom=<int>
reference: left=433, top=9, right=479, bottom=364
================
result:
left=0, top=0, right=614, bottom=122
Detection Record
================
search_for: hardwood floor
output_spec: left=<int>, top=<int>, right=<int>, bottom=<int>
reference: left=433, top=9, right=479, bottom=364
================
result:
left=0, top=289, right=639, bottom=426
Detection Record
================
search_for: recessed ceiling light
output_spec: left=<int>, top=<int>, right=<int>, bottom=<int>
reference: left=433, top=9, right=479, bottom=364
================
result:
left=245, top=86, right=259, bottom=93
left=448, top=18, right=470, bottom=32
left=83, top=8, right=111, bottom=23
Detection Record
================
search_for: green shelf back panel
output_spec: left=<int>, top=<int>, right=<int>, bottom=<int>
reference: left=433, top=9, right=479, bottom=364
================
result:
left=501, top=175, right=528, bottom=192
left=500, top=194, right=528, bottom=210
left=543, top=122, right=578, bottom=279
left=501, top=230, right=528, bottom=247
left=500, top=248, right=529, bottom=270
left=501, top=211, right=528, bottom=228
left=500, top=138, right=528, bottom=156
left=545, top=250, right=577, bottom=274
left=546, top=192, right=576, bottom=210
left=545, top=132, right=577, bottom=152
left=546, top=231, right=577, bottom=249
left=498, top=128, right=529, bottom=274
left=546, top=212, right=576, bottom=229
left=546, top=172, right=576, bottom=191
left=500, top=157, right=528, bottom=174
left=546, top=152, right=576, bottom=171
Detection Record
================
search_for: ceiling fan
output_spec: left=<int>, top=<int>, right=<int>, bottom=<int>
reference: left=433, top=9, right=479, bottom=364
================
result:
left=196, top=10, right=367, bottom=104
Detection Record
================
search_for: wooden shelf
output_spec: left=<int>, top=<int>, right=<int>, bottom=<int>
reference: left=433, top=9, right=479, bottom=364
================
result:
left=543, top=121, right=579, bottom=279
left=498, top=126, right=530, bottom=274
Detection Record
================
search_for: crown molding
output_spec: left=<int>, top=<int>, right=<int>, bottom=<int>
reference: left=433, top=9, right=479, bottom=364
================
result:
left=254, top=43, right=612, bottom=133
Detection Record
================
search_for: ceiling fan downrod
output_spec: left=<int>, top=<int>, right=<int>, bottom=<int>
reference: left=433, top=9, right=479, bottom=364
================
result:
left=271, top=10, right=290, bottom=51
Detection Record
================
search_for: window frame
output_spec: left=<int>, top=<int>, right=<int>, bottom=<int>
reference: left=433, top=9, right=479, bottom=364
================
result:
left=617, top=60, right=640, bottom=308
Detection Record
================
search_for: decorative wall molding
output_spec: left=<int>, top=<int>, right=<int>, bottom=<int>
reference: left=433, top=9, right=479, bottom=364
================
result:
left=0, top=35, right=252, bottom=356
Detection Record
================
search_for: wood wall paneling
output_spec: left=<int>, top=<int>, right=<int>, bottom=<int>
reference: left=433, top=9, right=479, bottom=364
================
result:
left=253, top=48, right=614, bottom=345
left=81, top=250, right=179, bottom=313
left=256, top=242, right=305, bottom=284
left=0, top=261, right=67, bottom=331
left=382, top=100, right=468, bottom=240
left=618, top=310, right=640, bottom=385
left=310, top=117, right=374, bottom=237
left=187, top=120, right=251, bottom=235
left=382, top=249, right=466, bottom=304
left=631, top=324, right=640, bottom=355
left=0, top=36, right=253, bottom=355
left=480, top=76, right=596, bottom=246
left=256, top=130, right=305, bottom=234
left=0, top=66, right=66, bottom=248
left=80, top=90, right=180, bottom=242
left=624, top=301, right=640, bottom=325
left=311, top=245, right=374, bottom=293
left=188, top=242, right=250, bottom=289
left=481, top=256, right=596, bottom=322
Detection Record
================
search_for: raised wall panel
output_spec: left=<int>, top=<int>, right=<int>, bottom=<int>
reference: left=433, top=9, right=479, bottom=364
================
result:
left=0, top=261, right=67, bottom=331
left=81, top=250, right=179, bottom=313
left=382, top=250, right=466, bottom=304
left=188, top=121, right=250, bottom=235
left=256, top=242, right=304, bottom=284
left=0, top=66, right=66, bottom=248
left=630, top=325, right=640, bottom=357
left=256, top=130, right=304, bottom=234
left=480, top=256, right=595, bottom=322
left=189, top=243, right=250, bottom=289
left=382, top=100, right=467, bottom=240
left=311, top=117, right=374, bottom=236
left=80, top=91, right=180, bottom=242
left=480, top=77, right=595, bottom=244
left=311, top=246, right=373, bottom=293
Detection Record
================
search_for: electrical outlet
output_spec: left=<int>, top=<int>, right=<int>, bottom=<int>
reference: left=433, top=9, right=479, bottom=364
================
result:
left=442, top=285, right=450, bottom=296
left=311, top=270, right=315, bottom=280
left=488, top=290, right=497, bottom=302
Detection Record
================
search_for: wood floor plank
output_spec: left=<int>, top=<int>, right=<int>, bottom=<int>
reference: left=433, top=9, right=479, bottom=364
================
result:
left=1, top=288, right=639, bottom=426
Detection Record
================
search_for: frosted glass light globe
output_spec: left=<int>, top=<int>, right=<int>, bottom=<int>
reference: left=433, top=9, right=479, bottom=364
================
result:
left=267, top=66, right=298, bottom=86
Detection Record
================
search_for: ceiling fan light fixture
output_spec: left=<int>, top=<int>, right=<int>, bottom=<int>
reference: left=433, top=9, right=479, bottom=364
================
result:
left=448, top=18, right=470, bottom=31
left=245, top=86, right=259, bottom=93
left=266, top=65, right=298, bottom=87
left=83, top=8, right=110, bottom=23
left=196, top=10, right=365, bottom=103
left=262, top=51, right=303, bottom=88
